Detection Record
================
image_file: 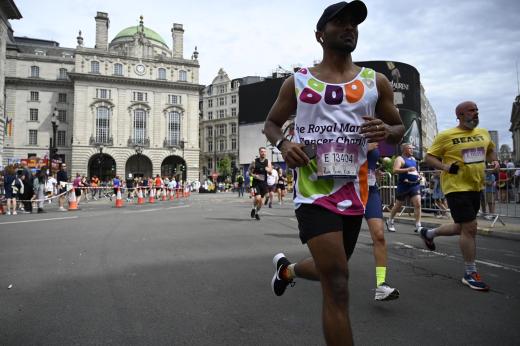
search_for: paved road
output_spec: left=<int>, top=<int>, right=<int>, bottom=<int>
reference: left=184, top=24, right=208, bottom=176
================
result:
left=1, top=193, right=519, bottom=345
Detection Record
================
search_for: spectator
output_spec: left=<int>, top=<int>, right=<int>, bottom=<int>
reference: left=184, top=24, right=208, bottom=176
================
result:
left=4, top=166, right=18, bottom=215
left=33, top=169, right=47, bottom=213
left=57, top=164, right=69, bottom=211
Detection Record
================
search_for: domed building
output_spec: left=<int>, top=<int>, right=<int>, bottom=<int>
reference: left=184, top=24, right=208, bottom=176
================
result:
left=4, top=12, right=201, bottom=183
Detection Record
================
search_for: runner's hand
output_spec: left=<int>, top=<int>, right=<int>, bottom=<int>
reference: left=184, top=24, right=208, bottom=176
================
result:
left=280, top=141, right=310, bottom=168
left=360, top=116, right=388, bottom=143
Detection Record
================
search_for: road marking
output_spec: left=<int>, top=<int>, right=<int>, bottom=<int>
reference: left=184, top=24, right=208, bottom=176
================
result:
left=122, top=204, right=190, bottom=214
left=393, top=241, right=520, bottom=273
left=0, top=216, right=78, bottom=225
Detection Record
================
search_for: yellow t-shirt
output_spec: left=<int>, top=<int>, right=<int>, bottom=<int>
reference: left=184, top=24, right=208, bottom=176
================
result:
left=427, top=127, right=495, bottom=194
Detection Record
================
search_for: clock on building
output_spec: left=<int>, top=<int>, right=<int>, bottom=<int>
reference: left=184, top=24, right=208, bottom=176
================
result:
left=135, top=63, right=146, bottom=75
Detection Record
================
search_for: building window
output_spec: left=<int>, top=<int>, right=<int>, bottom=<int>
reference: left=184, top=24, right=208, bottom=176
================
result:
left=58, top=93, right=67, bottom=103
left=219, top=139, right=226, bottom=151
left=158, top=68, right=166, bottom=80
left=34, top=49, right=46, bottom=56
left=133, top=92, right=148, bottom=102
left=179, top=70, right=187, bottom=81
left=167, top=111, right=181, bottom=146
left=168, top=95, right=181, bottom=104
left=231, top=108, right=237, bottom=117
left=57, top=110, right=67, bottom=123
left=57, top=130, right=66, bottom=147
left=207, top=126, right=213, bottom=137
left=208, top=111, right=213, bottom=120
left=30, top=66, right=40, bottom=78
left=29, top=108, right=38, bottom=121
left=96, top=88, right=111, bottom=99
left=207, top=85, right=213, bottom=96
left=208, top=140, right=213, bottom=153
left=218, top=110, right=225, bottom=119
left=91, top=61, right=100, bottom=74
left=96, top=107, right=110, bottom=143
left=219, top=124, right=226, bottom=136
left=114, top=63, right=123, bottom=76
left=58, top=68, right=67, bottom=79
left=208, top=157, right=213, bottom=170
left=231, top=95, right=237, bottom=104
left=133, top=109, right=147, bottom=144
left=219, top=85, right=226, bottom=94
left=208, top=99, right=213, bottom=108
left=231, top=123, right=237, bottom=134
left=30, top=91, right=39, bottom=101
left=219, top=97, right=226, bottom=106
left=231, top=138, right=237, bottom=150
left=29, top=130, right=38, bottom=145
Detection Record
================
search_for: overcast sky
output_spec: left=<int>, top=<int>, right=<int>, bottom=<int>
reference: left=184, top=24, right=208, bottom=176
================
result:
left=10, top=0, right=520, bottom=148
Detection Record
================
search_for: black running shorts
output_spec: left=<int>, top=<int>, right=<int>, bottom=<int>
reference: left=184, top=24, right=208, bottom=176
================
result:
left=445, top=191, right=480, bottom=224
left=295, top=203, right=363, bottom=259
left=253, top=182, right=268, bottom=197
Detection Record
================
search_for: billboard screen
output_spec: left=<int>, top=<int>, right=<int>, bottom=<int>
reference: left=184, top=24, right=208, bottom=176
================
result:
left=357, top=61, right=422, bottom=159
left=238, top=77, right=286, bottom=125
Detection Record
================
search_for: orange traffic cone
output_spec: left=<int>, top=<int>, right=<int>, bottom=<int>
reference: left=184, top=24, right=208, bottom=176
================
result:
left=162, top=188, right=167, bottom=201
left=115, top=187, right=124, bottom=208
left=68, top=188, right=79, bottom=211
left=137, top=188, right=145, bottom=204
left=169, top=188, right=175, bottom=201
left=149, top=187, right=155, bottom=204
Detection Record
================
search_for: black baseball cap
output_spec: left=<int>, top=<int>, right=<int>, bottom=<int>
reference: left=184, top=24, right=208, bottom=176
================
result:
left=316, top=1, right=368, bottom=31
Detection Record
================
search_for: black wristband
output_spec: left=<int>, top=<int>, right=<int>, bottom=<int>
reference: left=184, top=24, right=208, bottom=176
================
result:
left=275, top=138, right=287, bottom=151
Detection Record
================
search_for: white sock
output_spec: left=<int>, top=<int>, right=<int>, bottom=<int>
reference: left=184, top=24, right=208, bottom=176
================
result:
left=426, top=228, right=437, bottom=239
left=416, top=222, right=422, bottom=229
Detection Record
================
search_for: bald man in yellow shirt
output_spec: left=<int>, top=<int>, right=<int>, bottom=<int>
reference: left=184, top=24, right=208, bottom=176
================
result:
left=422, top=101, right=499, bottom=291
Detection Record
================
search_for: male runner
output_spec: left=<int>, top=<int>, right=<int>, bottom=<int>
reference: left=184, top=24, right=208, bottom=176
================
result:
left=421, top=101, right=499, bottom=291
left=248, top=147, right=272, bottom=220
left=263, top=2, right=404, bottom=344
left=386, top=143, right=422, bottom=232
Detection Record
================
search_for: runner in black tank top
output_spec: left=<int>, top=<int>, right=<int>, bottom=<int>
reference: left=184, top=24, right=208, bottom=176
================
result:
left=248, top=147, right=272, bottom=220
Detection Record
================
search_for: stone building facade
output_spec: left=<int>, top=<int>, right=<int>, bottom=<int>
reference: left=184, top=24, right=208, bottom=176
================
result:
left=3, top=12, right=201, bottom=183
left=199, top=68, right=262, bottom=180
left=0, top=0, right=21, bottom=166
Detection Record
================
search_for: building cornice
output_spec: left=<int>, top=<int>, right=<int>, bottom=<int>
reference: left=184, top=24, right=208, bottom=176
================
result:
left=67, top=72, right=202, bottom=91
left=75, top=48, right=200, bottom=68
left=5, top=77, right=73, bottom=88
left=6, top=52, right=76, bottom=64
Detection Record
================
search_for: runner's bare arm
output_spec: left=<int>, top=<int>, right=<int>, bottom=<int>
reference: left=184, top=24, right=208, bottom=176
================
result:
left=360, top=73, right=404, bottom=144
left=264, top=76, right=309, bottom=168
left=425, top=154, right=450, bottom=172
left=392, top=156, right=409, bottom=174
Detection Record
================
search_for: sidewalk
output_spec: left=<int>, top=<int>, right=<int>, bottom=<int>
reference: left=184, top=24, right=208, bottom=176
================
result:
left=384, top=211, right=520, bottom=241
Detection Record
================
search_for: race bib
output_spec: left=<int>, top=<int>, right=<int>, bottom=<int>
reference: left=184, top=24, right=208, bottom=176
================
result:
left=316, top=142, right=360, bottom=179
left=368, top=169, right=377, bottom=186
left=462, top=147, right=485, bottom=164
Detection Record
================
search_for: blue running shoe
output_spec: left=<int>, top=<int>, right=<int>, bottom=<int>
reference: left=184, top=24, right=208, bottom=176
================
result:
left=462, top=272, right=490, bottom=291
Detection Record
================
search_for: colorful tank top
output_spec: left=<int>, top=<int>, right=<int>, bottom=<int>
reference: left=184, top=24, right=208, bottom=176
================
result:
left=293, top=67, right=378, bottom=215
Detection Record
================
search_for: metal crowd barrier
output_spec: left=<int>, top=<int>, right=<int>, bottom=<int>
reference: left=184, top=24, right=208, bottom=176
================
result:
left=377, top=168, right=520, bottom=228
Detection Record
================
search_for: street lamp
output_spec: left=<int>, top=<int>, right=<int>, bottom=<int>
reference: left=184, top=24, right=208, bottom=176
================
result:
left=49, top=108, right=60, bottom=163
left=135, top=144, right=143, bottom=177
left=97, top=144, right=104, bottom=179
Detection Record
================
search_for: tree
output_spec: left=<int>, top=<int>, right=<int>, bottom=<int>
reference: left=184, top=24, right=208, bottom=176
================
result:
left=217, top=155, right=232, bottom=179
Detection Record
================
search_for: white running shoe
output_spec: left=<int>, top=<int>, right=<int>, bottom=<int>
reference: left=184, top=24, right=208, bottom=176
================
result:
left=12, top=211, right=17, bottom=215
left=385, top=219, right=396, bottom=232
left=6, top=211, right=11, bottom=215
left=375, top=283, right=400, bottom=301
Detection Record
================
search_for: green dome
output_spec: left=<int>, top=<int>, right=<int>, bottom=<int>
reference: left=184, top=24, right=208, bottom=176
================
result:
left=113, top=26, right=168, bottom=47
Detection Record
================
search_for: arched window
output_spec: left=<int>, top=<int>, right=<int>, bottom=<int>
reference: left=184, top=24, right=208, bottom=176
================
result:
left=114, top=63, right=123, bottom=76
left=167, top=111, right=181, bottom=146
left=96, top=107, right=110, bottom=143
left=30, top=66, right=39, bottom=78
left=158, top=68, right=166, bottom=80
left=133, top=109, right=147, bottom=144
left=91, top=61, right=100, bottom=73
left=179, top=70, right=187, bottom=82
